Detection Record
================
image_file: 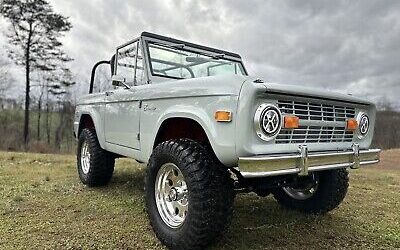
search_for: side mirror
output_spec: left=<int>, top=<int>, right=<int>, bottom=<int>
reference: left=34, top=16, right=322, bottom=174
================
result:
left=112, top=75, right=130, bottom=89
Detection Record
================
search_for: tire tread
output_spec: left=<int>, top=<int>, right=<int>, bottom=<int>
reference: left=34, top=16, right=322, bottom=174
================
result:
left=273, top=169, right=349, bottom=214
left=77, top=128, right=114, bottom=187
left=145, top=139, right=234, bottom=250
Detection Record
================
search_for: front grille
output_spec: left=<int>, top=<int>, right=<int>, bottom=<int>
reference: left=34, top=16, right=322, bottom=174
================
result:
left=276, top=100, right=356, bottom=144
left=276, top=126, right=354, bottom=144
left=277, top=100, right=355, bottom=122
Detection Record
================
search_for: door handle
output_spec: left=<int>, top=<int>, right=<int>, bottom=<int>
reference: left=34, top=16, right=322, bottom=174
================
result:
left=105, top=91, right=114, bottom=96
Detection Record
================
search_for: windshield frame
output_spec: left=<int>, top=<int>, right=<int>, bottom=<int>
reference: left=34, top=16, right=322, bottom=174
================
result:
left=142, top=34, right=248, bottom=81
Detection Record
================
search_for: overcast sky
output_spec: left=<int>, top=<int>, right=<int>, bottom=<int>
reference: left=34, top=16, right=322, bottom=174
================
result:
left=1, top=0, right=399, bottom=109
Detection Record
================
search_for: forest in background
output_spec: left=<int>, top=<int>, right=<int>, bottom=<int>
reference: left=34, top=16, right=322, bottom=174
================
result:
left=0, top=0, right=399, bottom=155
left=0, top=98, right=399, bottom=154
left=0, top=100, right=75, bottom=153
left=0, top=0, right=75, bottom=153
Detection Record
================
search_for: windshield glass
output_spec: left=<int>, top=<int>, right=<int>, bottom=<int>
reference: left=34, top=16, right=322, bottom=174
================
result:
left=147, top=42, right=246, bottom=79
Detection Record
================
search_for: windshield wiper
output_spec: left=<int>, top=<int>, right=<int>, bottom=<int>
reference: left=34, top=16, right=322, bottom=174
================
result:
left=163, top=42, right=226, bottom=58
left=154, top=41, right=226, bottom=59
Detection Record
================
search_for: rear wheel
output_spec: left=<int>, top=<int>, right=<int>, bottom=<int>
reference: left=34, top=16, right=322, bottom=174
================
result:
left=273, top=169, right=349, bottom=214
left=77, top=128, right=115, bottom=187
left=145, top=139, right=234, bottom=250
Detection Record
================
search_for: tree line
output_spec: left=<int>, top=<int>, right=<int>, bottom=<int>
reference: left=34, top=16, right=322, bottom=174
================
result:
left=0, top=97, right=75, bottom=153
left=0, top=0, right=74, bottom=150
left=0, top=0, right=398, bottom=154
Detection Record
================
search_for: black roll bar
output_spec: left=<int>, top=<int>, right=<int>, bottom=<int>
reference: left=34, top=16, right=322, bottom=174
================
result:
left=89, top=60, right=110, bottom=94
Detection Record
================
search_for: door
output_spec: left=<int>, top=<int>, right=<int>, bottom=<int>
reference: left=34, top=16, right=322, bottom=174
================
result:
left=104, top=39, right=144, bottom=150
left=104, top=88, right=140, bottom=149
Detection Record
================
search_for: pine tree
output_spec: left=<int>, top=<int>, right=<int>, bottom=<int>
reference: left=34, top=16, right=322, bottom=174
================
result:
left=0, top=0, right=72, bottom=147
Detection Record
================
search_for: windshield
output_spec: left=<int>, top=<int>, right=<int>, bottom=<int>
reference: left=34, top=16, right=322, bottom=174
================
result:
left=147, top=42, right=246, bottom=79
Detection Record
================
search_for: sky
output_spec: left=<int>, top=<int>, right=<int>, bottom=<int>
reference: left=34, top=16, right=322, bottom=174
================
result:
left=1, top=0, right=400, bottom=109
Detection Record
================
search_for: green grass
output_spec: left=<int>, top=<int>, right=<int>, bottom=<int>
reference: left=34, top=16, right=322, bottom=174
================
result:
left=0, top=151, right=399, bottom=249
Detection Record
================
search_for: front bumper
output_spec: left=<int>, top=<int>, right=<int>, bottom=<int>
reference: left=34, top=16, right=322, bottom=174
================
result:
left=238, top=144, right=381, bottom=178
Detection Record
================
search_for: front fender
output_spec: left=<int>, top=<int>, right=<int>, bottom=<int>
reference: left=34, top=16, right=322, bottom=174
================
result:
left=139, top=95, right=239, bottom=166
left=75, top=104, right=106, bottom=149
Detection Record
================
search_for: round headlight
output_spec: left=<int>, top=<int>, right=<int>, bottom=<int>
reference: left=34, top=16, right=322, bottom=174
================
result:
left=357, top=112, right=369, bottom=138
left=254, top=104, right=282, bottom=141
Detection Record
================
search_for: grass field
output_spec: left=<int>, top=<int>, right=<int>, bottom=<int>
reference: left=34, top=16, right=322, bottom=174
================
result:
left=0, top=150, right=399, bottom=249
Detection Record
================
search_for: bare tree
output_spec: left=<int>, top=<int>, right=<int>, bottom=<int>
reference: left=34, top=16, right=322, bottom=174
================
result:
left=0, top=57, right=13, bottom=98
left=0, top=0, right=72, bottom=147
left=35, top=71, right=45, bottom=140
left=52, top=68, right=75, bottom=149
left=376, top=97, right=393, bottom=111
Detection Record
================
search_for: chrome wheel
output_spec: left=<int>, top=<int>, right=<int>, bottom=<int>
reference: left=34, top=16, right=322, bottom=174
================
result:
left=80, top=141, right=91, bottom=174
left=155, top=163, right=188, bottom=228
left=282, top=175, right=319, bottom=200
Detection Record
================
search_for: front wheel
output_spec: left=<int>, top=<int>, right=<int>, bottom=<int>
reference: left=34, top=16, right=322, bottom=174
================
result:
left=77, top=128, right=115, bottom=187
left=273, top=169, right=349, bottom=214
left=145, top=139, right=234, bottom=250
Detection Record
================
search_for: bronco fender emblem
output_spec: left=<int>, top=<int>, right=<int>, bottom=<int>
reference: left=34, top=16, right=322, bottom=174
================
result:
left=143, top=104, right=156, bottom=111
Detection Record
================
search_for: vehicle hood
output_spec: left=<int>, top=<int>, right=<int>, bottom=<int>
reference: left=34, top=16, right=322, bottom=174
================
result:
left=138, top=74, right=248, bottom=100
left=247, top=77, right=373, bottom=106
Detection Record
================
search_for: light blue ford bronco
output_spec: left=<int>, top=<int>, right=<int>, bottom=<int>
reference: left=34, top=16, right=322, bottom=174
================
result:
left=73, top=32, right=381, bottom=250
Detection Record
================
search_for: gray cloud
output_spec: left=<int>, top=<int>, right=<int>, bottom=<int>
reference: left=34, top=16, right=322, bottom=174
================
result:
left=1, top=0, right=399, bottom=109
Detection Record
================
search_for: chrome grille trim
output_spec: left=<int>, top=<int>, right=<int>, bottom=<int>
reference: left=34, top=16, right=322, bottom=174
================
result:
left=276, top=100, right=356, bottom=144
left=276, top=126, right=354, bottom=144
left=277, top=100, right=355, bottom=122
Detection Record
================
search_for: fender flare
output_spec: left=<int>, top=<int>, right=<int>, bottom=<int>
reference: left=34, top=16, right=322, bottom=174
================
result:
left=77, top=111, right=106, bottom=149
left=148, top=106, right=236, bottom=165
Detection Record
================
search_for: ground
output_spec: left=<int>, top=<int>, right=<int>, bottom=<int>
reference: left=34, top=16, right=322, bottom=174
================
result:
left=0, top=149, right=399, bottom=250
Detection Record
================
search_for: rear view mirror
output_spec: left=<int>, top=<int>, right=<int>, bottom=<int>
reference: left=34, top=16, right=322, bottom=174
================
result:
left=185, top=56, right=209, bottom=63
left=112, top=75, right=130, bottom=89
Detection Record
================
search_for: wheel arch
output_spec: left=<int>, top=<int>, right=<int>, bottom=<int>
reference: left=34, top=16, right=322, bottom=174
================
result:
left=153, top=117, right=210, bottom=149
left=78, top=114, right=95, bottom=136
left=77, top=112, right=106, bottom=149
left=148, top=109, right=237, bottom=166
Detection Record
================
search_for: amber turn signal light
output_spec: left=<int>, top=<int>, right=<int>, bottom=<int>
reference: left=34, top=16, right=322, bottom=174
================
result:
left=215, top=111, right=232, bottom=122
left=346, top=119, right=358, bottom=131
left=284, top=115, right=299, bottom=129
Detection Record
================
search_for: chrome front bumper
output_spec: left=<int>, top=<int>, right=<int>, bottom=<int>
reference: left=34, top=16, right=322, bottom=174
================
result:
left=238, top=144, right=381, bottom=178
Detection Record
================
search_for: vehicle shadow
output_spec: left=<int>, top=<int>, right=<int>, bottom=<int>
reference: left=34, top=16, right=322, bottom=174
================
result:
left=212, top=196, right=369, bottom=250
left=106, top=161, right=369, bottom=250
left=103, top=166, right=146, bottom=197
